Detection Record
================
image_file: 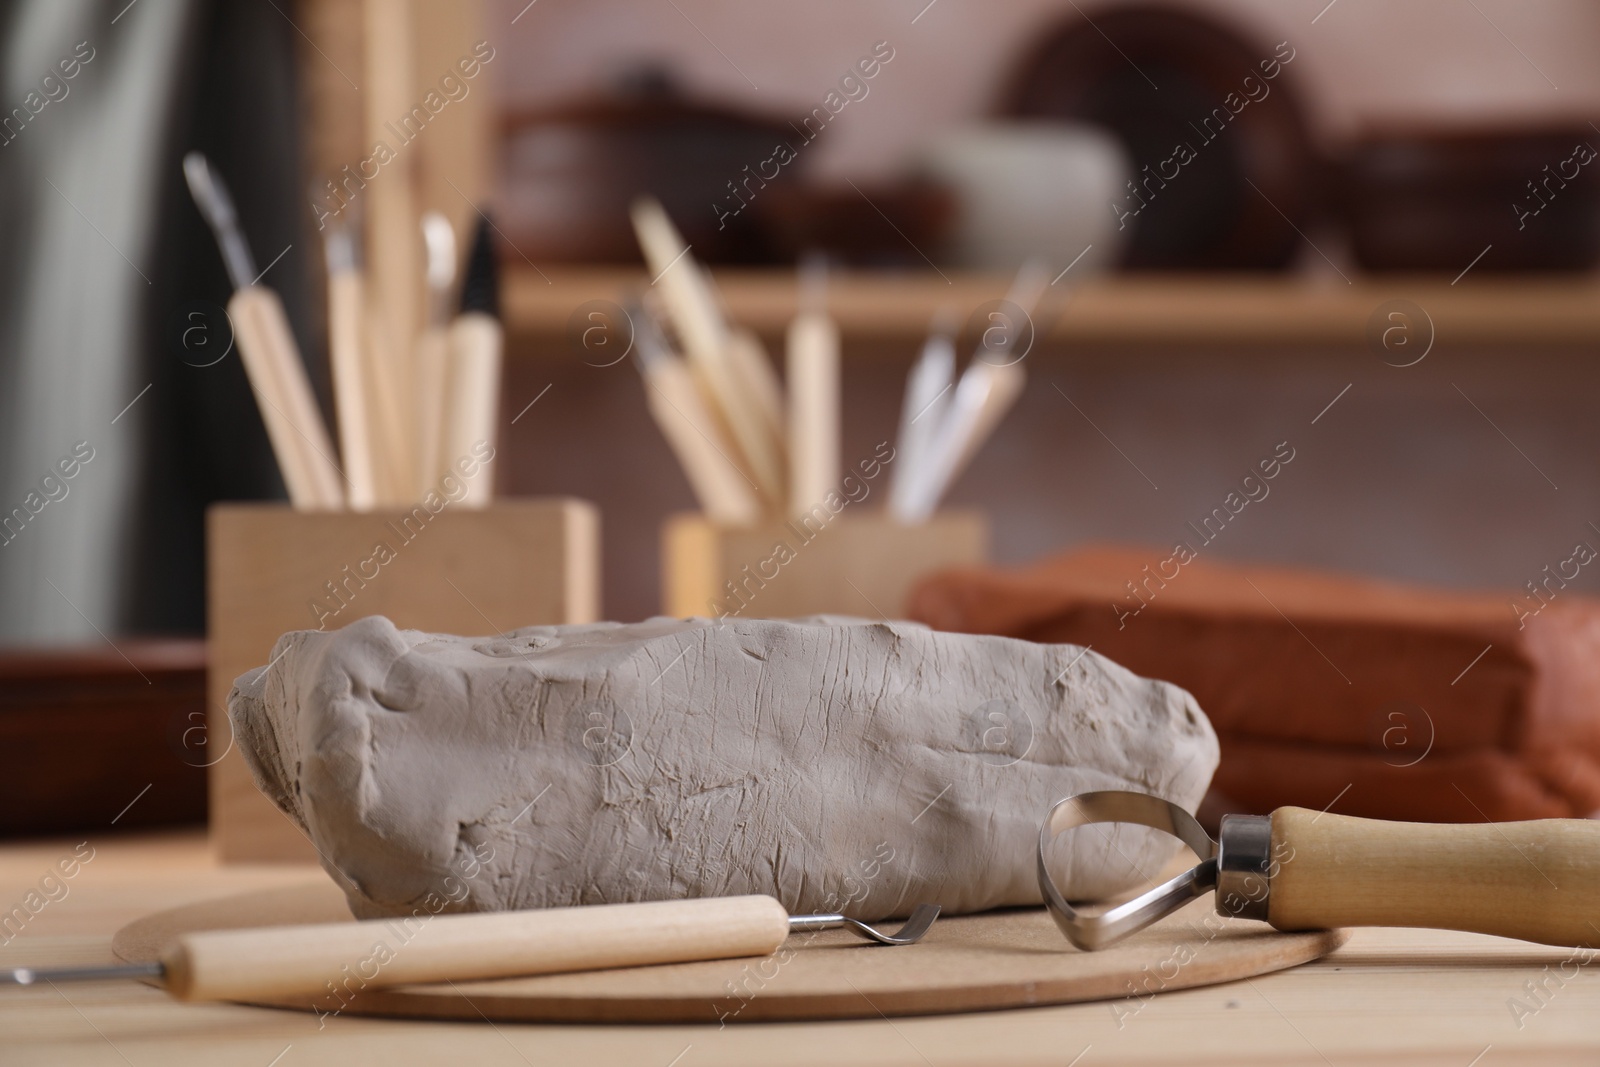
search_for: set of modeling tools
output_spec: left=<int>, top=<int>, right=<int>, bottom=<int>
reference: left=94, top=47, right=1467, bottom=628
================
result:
left=183, top=153, right=503, bottom=512
left=630, top=198, right=832, bottom=525
left=631, top=199, right=1038, bottom=526
left=888, top=259, right=1049, bottom=523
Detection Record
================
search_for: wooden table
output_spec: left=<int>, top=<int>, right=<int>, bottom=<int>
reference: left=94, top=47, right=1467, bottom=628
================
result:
left=4, top=830, right=1597, bottom=1066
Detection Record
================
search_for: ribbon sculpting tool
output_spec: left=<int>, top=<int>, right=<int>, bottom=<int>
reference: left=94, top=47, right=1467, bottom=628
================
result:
left=1039, top=790, right=1600, bottom=951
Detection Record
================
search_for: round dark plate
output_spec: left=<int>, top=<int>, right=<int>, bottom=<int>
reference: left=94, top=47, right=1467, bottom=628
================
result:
left=1001, top=5, right=1321, bottom=270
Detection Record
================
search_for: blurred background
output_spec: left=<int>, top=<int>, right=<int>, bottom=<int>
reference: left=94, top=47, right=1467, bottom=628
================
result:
left=5, top=0, right=1600, bottom=835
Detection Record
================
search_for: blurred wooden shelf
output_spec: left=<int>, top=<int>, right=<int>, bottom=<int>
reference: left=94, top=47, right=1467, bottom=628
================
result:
left=0, top=640, right=208, bottom=836
left=504, top=266, right=1600, bottom=349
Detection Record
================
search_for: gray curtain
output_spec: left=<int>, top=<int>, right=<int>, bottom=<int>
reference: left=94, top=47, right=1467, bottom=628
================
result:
left=0, top=0, right=321, bottom=645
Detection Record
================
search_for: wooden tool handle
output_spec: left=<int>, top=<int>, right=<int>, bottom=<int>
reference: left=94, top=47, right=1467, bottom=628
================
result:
left=440, top=312, right=503, bottom=507
left=786, top=311, right=839, bottom=518
left=414, top=327, right=451, bottom=492
left=326, top=271, right=376, bottom=510
left=362, top=300, right=416, bottom=505
left=161, top=895, right=790, bottom=1003
left=1269, top=807, right=1600, bottom=948
left=227, top=286, right=344, bottom=510
left=645, top=358, right=761, bottom=525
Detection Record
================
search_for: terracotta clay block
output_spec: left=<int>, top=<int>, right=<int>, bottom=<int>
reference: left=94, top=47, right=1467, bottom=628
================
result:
left=908, top=545, right=1600, bottom=823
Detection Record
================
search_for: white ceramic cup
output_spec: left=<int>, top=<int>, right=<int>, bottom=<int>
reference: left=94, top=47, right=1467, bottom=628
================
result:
left=914, top=122, right=1131, bottom=272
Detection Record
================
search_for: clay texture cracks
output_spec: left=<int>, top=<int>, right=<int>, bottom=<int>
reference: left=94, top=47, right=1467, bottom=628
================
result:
left=229, top=615, right=1218, bottom=921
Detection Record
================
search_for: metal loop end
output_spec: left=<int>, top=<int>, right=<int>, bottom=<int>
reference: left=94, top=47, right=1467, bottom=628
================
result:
left=1036, top=790, right=1220, bottom=951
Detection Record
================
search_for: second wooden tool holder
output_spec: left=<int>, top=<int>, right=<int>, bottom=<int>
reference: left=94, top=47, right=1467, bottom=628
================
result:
left=207, top=500, right=599, bottom=863
left=663, top=510, right=987, bottom=620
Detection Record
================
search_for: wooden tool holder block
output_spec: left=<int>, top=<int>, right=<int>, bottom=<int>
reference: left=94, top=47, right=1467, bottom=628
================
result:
left=663, top=510, right=987, bottom=621
left=207, top=499, right=599, bottom=863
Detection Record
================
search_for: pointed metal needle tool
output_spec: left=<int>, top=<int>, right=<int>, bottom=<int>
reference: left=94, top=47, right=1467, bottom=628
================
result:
left=1, top=899, right=940, bottom=998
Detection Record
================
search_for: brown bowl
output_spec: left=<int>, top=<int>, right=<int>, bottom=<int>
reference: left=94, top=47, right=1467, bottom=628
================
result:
left=1339, top=124, right=1600, bottom=272
left=499, top=70, right=797, bottom=264
left=753, top=181, right=955, bottom=268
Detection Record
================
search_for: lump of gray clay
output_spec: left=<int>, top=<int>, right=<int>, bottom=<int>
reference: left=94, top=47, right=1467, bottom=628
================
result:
left=228, top=615, right=1218, bottom=921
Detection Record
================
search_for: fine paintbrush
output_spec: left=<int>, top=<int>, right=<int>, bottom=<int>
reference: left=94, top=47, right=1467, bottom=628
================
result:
left=323, top=199, right=413, bottom=506
left=184, top=152, right=344, bottom=510
left=321, top=219, right=377, bottom=510
left=415, top=210, right=458, bottom=491
left=888, top=308, right=957, bottom=523
left=439, top=214, right=502, bottom=506
left=894, top=259, right=1050, bottom=523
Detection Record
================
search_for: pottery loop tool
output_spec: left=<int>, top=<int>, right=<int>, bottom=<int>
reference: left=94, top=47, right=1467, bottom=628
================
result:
left=3, top=897, right=939, bottom=1002
left=1039, top=790, right=1600, bottom=951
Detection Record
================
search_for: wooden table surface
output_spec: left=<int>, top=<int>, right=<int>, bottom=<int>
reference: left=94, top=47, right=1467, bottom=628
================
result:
left=4, top=830, right=1598, bottom=1066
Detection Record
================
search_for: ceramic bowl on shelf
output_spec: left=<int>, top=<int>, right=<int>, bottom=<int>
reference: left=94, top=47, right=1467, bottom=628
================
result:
left=911, top=122, right=1131, bottom=273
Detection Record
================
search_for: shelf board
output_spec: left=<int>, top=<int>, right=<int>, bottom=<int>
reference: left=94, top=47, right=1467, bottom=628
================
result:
left=504, top=267, right=1600, bottom=349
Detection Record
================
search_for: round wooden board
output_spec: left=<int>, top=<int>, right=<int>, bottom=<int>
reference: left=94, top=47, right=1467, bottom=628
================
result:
left=114, top=879, right=1347, bottom=1023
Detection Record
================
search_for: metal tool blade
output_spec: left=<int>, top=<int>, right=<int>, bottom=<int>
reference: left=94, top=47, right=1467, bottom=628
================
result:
left=788, top=903, right=942, bottom=945
left=183, top=151, right=257, bottom=290
left=3, top=961, right=164, bottom=986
